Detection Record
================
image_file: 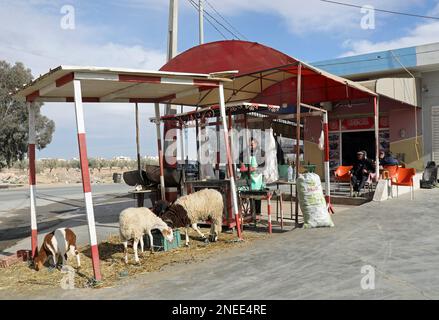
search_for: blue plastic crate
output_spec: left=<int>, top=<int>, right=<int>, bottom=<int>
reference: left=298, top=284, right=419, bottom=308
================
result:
left=143, top=229, right=181, bottom=252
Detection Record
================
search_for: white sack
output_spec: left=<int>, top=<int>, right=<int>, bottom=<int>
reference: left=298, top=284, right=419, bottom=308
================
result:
left=297, top=173, right=334, bottom=228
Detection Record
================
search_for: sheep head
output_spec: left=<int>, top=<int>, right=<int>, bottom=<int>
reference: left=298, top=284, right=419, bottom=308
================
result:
left=152, top=200, right=170, bottom=217
left=161, top=204, right=191, bottom=229
left=161, top=227, right=174, bottom=243
left=33, top=250, right=47, bottom=271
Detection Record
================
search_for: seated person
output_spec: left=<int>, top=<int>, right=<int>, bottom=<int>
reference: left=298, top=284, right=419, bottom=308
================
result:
left=379, top=150, right=399, bottom=167
left=350, top=150, right=374, bottom=197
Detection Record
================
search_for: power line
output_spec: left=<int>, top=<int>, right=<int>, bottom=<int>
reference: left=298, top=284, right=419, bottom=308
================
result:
left=188, top=0, right=241, bottom=40
left=201, top=3, right=241, bottom=39
left=320, top=0, right=439, bottom=21
left=204, top=0, right=248, bottom=40
left=187, top=0, right=228, bottom=40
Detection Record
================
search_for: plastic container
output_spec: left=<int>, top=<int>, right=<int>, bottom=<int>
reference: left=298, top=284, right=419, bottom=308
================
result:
left=112, top=173, right=122, bottom=183
left=144, top=229, right=181, bottom=252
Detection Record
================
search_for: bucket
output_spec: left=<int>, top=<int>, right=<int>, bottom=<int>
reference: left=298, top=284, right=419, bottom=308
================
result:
left=278, top=165, right=289, bottom=180
left=113, top=173, right=122, bottom=183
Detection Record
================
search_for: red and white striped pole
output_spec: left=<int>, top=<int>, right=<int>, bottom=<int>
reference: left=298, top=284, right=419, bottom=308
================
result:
left=28, top=103, right=38, bottom=258
left=323, top=111, right=334, bottom=214
left=218, top=83, right=242, bottom=240
left=73, top=79, right=101, bottom=281
left=267, top=193, right=272, bottom=234
left=154, top=103, right=166, bottom=200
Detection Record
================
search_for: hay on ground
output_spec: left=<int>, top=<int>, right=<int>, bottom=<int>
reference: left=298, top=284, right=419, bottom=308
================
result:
left=0, top=228, right=267, bottom=292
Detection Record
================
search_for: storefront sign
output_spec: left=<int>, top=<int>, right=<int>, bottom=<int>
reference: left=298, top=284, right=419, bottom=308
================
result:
left=339, top=116, right=389, bottom=131
left=328, top=119, right=340, bottom=131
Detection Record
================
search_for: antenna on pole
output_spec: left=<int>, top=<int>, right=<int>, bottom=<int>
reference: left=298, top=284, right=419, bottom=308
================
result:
left=199, top=0, right=204, bottom=44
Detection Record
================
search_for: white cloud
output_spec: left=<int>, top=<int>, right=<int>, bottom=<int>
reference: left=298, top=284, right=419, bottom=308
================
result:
left=0, top=1, right=166, bottom=76
left=341, top=20, right=439, bottom=56
left=180, top=0, right=423, bottom=35
left=0, top=1, right=168, bottom=158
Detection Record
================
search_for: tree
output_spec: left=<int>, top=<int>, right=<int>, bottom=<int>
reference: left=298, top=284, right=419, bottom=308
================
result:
left=0, top=61, right=55, bottom=168
left=69, top=159, right=80, bottom=170
left=88, top=158, right=97, bottom=173
left=109, top=159, right=118, bottom=172
left=42, top=159, right=59, bottom=173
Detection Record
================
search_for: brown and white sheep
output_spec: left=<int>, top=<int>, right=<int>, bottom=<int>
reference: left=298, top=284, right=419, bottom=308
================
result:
left=156, top=188, right=224, bottom=246
left=119, top=207, right=174, bottom=264
left=34, top=228, right=80, bottom=271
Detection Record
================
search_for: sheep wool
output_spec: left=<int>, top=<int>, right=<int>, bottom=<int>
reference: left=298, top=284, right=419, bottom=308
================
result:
left=119, top=207, right=167, bottom=242
left=119, top=207, right=174, bottom=263
left=174, top=188, right=224, bottom=225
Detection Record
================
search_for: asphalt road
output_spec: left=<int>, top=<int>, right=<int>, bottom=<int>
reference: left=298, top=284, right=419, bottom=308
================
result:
left=0, top=183, right=135, bottom=250
left=3, top=187, right=439, bottom=299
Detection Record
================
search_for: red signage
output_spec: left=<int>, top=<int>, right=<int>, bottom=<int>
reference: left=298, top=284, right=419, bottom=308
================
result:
left=328, top=120, right=340, bottom=131
left=338, top=116, right=389, bottom=131
left=379, top=116, right=389, bottom=128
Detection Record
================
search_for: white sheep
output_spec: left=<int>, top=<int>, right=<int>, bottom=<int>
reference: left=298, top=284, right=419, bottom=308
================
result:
left=158, top=188, right=224, bottom=246
left=119, top=207, right=174, bottom=264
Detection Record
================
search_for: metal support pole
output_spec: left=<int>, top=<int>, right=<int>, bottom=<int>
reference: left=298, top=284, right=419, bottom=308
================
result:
left=374, top=96, right=380, bottom=181
left=295, top=63, right=302, bottom=227
left=267, top=193, right=272, bottom=234
left=195, top=119, right=201, bottom=179
left=199, top=0, right=204, bottom=45
left=154, top=103, right=166, bottom=201
left=28, top=102, right=38, bottom=258
left=179, top=118, right=186, bottom=195
left=167, top=0, right=179, bottom=61
left=73, top=80, right=101, bottom=281
left=219, top=83, right=242, bottom=239
left=215, top=117, right=220, bottom=179
left=164, top=0, right=179, bottom=169
left=135, top=103, right=141, bottom=173
left=228, top=111, right=236, bottom=178
left=135, top=103, right=144, bottom=207
left=323, top=111, right=334, bottom=214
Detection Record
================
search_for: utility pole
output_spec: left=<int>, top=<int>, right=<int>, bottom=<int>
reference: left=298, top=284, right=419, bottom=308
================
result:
left=199, top=0, right=204, bottom=44
left=163, top=0, right=179, bottom=201
left=167, top=0, right=179, bottom=61
left=164, top=0, right=179, bottom=148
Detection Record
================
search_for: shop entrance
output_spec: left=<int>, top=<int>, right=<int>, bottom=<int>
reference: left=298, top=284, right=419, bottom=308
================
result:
left=342, top=131, right=376, bottom=165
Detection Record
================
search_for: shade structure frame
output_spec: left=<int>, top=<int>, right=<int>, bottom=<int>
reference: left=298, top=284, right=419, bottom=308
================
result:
left=72, top=79, right=102, bottom=282
left=218, top=83, right=242, bottom=240
left=27, top=102, right=38, bottom=258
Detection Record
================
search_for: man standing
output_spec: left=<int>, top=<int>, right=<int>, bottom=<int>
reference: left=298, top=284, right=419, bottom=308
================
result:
left=350, top=150, right=374, bottom=197
left=240, top=138, right=264, bottom=214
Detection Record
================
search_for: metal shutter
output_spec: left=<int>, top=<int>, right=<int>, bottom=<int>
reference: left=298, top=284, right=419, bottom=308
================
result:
left=432, top=106, right=439, bottom=163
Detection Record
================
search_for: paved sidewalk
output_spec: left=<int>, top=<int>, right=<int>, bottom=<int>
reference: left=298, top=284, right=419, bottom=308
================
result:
left=3, top=188, right=439, bottom=299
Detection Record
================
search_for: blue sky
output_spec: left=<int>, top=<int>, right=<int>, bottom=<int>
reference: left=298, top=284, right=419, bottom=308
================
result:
left=1, top=0, right=439, bottom=159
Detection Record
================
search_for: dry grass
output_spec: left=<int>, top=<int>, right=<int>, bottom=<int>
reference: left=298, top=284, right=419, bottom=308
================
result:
left=0, top=228, right=267, bottom=292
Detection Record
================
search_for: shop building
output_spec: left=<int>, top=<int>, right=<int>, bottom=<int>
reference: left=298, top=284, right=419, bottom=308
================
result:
left=308, top=42, right=439, bottom=175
